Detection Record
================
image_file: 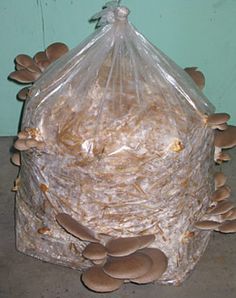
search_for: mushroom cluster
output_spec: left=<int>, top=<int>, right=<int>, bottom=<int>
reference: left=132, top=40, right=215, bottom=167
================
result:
left=9, top=3, right=236, bottom=294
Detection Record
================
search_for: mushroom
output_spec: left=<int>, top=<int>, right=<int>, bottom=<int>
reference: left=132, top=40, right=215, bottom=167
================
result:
left=14, top=139, right=29, bottom=151
left=221, top=208, right=236, bottom=221
left=46, top=42, right=69, bottom=62
left=214, top=172, right=227, bottom=189
left=82, top=243, right=107, bottom=261
left=130, top=248, right=168, bottom=284
left=36, top=60, right=51, bottom=72
left=184, top=67, right=205, bottom=90
left=206, top=113, right=230, bottom=129
left=206, top=201, right=234, bottom=215
left=106, top=237, right=140, bottom=257
left=214, top=125, right=236, bottom=149
left=9, top=69, right=41, bottom=84
left=211, top=185, right=231, bottom=202
left=17, top=87, right=30, bottom=101
left=103, top=252, right=152, bottom=280
left=15, top=54, right=35, bottom=68
left=218, top=220, right=236, bottom=233
left=55, top=213, right=98, bottom=243
left=11, top=152, right=21, bottom=166
left=194, top=220, right=221, bottom=230
left=33, top=51, right=49, bottom=64
left=25, top=139, right=40, bottom=148
left=136, top=234, right=155, bottom=250
left=81, top=266, right=123, bottom=293
left=216, top=152, right=231, bottom=163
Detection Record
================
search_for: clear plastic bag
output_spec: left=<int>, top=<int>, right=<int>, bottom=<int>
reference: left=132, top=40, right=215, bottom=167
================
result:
left=16, top=3, right=216, bottom=285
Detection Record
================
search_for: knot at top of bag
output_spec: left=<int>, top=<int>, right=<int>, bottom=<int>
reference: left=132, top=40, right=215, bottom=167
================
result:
left=90, top=1, right=130, bottom=28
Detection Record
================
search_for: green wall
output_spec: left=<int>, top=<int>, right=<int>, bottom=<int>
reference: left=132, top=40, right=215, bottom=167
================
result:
left=0, top=0, right=235, bottom=136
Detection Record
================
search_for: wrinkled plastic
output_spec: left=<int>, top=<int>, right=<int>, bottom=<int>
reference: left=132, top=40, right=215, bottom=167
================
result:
left=16, top=5, right=216, bottom=285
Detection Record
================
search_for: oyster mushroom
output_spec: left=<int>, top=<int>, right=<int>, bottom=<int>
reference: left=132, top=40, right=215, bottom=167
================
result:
left=56, top=213, right=98, bottom=243
left=11, top=152, right=21, bottom=166
left=46, top=42, right=69, bottom=62
left=14, top=139, right=29, bottom=151
left=221, top=208, right=236, bottom=221
left=106, top=237, right=140, bottom=257
left=211, top=185, right=231, bottom=202
left=214, top=125, right=236, bottom=149
left=214, top=172, right=227, bottom=189
left=103, top=252, right=153, bottom=279
left=131, top=248, right=168, bottom=284
left=81, top=266, right=123, bottom=293
left=206, top=113, right=230, bottom=130
left=218, top=220, right=236, bottom=233
left=9, top=69, right=41, bottom=84
left=184, top=67, right=205, bottom=90
left=17, top=87, right=30, bottom=101
left=194, top=220, right=221, bottom=230
left=82, top=243, right=107, bottom=261
left=207, top=201, right=234, bottom=215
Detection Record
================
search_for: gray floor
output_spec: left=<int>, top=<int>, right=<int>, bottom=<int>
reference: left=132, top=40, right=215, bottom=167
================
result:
left=0, top=137, right=235, bottom=298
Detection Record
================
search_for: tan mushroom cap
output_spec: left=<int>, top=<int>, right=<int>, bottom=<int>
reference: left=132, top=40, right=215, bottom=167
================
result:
left=137, top=234, right=155, bottom=250
left=81, top=266, right=123, bottom=293
left=211, top=185, right=231, bottom=202
left=17, top=131, right=29, bottom=139
left=207, top=201, right=234, bottom=215
left=218, top=220, right=236, bottom=233
left=184, top=67, right=205, bottom=90
left=103, top=252, right=153, bottom=280
left=82, top=243, right=107, bottom=261
left=17, top=87, right=29, bottom=101
left=206, top=113, right=230, bottom=125
left=214, top=125, right=236, bottom=148
left=214, top=172, right=227, bottom=189
left=33, top=51, right=48, bottom=64
left=11, top=152, right=21, bottom=166
left=130, top=248, right=168, bottom=284
left=106, top=237, right=140, bottom=257
left=217, top=152, right=231, bottom=162
left=26, top=139, right=39, bottom=148
left=46, top=42, right=69, bottom=62
left=15, top=54, right=34, bottom=68
left=14, top=139, right=29, bottom=151
left=56, top=213, right=98, bottom=243
left=9, top=69, right=40, bottom=84
left=221, top=207, right=236, bottom=221
left=194, top=220, right=220, bottom=230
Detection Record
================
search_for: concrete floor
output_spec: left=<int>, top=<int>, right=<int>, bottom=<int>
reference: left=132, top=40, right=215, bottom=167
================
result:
left=0, top=137, right=235, bottom=298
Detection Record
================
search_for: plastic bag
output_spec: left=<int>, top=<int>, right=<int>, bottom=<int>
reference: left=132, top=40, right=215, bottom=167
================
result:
left=15, top=3, right=216, bottom=286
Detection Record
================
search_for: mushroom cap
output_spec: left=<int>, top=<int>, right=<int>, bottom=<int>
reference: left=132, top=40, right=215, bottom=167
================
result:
left=11, top=152, right=21, bottom=166
left=14, top=139, right=29, bottom=151
left=33, top=51, right=48, bottom=64
left=136, top=234, right=155, bottom=250
left=56, top=213, right=98, bottom=242
left=214, top=125, right=236, bottom=148
left=15, top=54, right=34, bottom=68
left=103, top=252, right=153, bottom=279
left=211, top=185, right=231, bottom=202
left=46, top=42, right=69, bottom=62
left=221, top=207, right=236, bottom=221
left=81, top=266, right=123, bottom=293
left=106, top=237, right=140, bottom=257
left=17, top=87, right=29, bottom=101
left=130, top=248, right=168, bottom=284
left=206, top=113, right=230, bottom=125
left=82, top=243, right=107, bottom=261
left=207, top=201, right=234, bottom=215
left=9, top=69, right=40, bottom=84
left=214, top=172, right=227, bottom=189
left=25, top=139, right=39, bottom=148
left=184, top=67, right=205, bottom=90
left=194, top=220, right=220, bottom=230
left=218, top=220, right=236, bottom=233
